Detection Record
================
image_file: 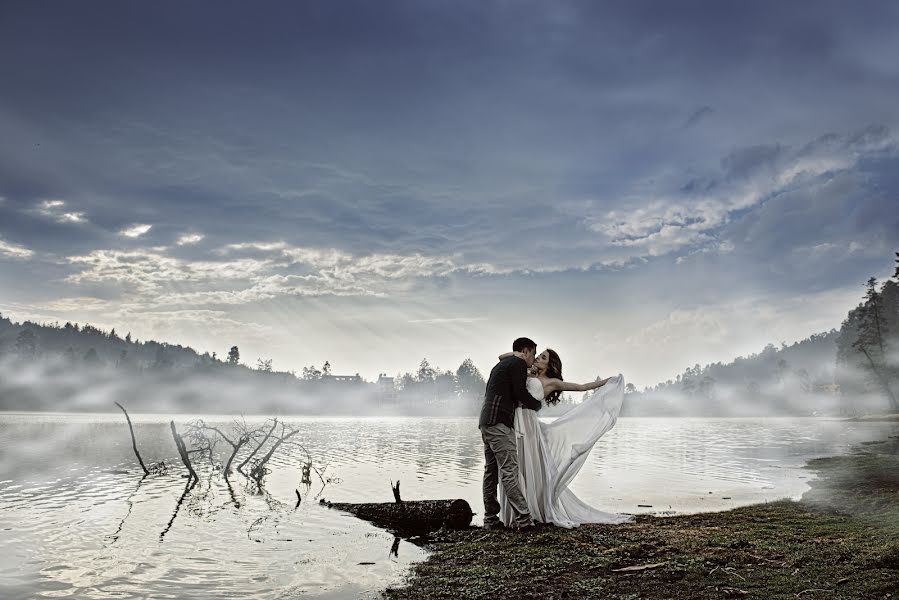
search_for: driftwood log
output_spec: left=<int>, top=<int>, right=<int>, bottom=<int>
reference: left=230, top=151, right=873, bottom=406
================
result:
left=322, top=498, right=474, bottom=534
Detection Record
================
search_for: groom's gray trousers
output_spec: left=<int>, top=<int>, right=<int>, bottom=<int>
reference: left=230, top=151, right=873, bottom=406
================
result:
left=481, top=423, right=532, bottom=528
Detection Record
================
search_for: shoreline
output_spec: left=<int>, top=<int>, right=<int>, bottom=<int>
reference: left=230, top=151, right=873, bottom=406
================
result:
left=3, top=409, right=895, bottom=419
left=383, top=437, right=899, bottom=599
left=848, top=413, right=899, bottom=422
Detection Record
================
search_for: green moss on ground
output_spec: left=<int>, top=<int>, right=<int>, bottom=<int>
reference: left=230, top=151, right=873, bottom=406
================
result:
left=384, top=443, right=899, bottom=599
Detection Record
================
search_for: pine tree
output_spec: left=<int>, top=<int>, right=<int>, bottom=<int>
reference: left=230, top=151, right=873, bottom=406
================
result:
left=852, top=278, right=897, bottom=410
left=455, top=358, right=485, bottom=402
left=416, top=358, right=436, bottom=383
left=227, top=346, right=240, bottom=365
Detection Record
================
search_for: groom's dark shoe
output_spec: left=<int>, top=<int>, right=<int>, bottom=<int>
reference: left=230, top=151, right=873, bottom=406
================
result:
left=514, top=521, right=551, bottom=533
left=483, top=521, right=507, bottom=531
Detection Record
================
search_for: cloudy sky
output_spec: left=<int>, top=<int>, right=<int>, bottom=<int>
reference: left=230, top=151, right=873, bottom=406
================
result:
left=1, top=1, right=897, bottom=387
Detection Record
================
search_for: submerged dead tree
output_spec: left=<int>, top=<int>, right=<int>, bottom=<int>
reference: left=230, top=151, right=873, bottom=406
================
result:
left=250, top=421, right=299, bottom=484
left=185, top=419, right=253, bottom=479
left=114, top=401, right=149, bottom=476
left=237, top=419, right=279, bottom=477
left=170, top=420, right=198, bottom=482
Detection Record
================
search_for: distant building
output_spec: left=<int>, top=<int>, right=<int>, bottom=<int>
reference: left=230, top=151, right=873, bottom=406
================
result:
left=377, top=374, right=397, bottom=407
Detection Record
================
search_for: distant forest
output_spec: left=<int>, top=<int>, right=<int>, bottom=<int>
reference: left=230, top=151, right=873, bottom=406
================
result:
left=1, top=251, right=897, bottom=416
left=623, top=252, right=899, bottom=416
left=0, top=316, right=486, bottom=414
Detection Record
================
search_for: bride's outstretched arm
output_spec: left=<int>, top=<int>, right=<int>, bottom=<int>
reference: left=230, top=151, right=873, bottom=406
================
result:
left=547, top=377, right=612, bottom=393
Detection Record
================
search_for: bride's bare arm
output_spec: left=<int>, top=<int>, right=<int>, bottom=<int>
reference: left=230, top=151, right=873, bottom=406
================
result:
left=498, top=351, right=527, bottom=361
left=546, top=377, right=612, bottom=393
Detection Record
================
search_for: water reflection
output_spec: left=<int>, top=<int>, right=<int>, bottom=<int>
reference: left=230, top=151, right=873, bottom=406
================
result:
left=0, top=414, right=896, bottom=599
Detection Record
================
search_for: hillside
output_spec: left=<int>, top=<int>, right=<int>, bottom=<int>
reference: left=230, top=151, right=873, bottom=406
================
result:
left=622, top=331, right=840, bottom=416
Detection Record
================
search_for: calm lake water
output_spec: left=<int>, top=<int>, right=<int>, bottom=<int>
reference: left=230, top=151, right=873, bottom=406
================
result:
left=1, top=413, right=896, bottom=599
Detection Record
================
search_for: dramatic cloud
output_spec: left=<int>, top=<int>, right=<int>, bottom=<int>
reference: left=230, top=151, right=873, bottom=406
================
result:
left=587, top=126, right=897, bottom=262
left=0, top=238, right=33, bottom=259
left=64, top=243, right=511, bottom=306
left=36, top=200, right=87, bottom=224
left=176, top=233, right=205, bottom=245
left=118, top=224, right=152, bottom=238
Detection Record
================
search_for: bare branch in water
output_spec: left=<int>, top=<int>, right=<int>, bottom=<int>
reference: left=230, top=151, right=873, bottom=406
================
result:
left=185, top=419, right=254, bottom=479
left=170, top=421, right=198, bottom=482
left=238, top=418, right=278, bottom=476
left=113, top=401, right=149, bottom=476
left=250, top=422, right=299, bottom=484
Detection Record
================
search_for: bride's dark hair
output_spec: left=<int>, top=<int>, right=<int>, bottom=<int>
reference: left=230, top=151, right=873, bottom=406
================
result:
left=544, top=348, right=563, bottom=406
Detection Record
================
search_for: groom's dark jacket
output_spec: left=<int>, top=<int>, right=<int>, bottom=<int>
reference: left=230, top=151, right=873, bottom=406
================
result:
left=479, top=356, right=542, bottom=429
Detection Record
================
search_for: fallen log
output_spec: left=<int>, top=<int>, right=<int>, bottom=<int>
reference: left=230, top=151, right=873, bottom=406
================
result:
left=322, top=498, right=474, bottom=534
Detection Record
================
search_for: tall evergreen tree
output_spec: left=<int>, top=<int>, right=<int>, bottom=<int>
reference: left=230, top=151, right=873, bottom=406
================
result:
left=455, top=358, right=485, bottom=400
left=227, top=346, right=240, bottom=365
left=851, top=278, right=897, bottom=410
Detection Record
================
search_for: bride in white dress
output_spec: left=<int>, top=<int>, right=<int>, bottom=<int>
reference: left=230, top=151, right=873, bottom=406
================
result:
left=498, top=349, right=634, bottom=528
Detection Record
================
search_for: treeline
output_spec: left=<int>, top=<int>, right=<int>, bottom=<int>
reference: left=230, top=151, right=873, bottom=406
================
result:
left=388, top=357, right=485, bottom=412
left=0, top=315, right=489, bottom=414
left=623, top=251, right=899, bottom=416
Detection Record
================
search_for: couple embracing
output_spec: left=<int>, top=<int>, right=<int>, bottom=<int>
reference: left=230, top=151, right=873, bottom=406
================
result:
left=479, top=337, right=633, bottom=530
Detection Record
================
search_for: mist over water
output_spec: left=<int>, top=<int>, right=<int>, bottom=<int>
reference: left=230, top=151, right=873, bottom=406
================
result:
left=0, top=355, right=388, bottom=415
left=1, top=412, right=896, bottom=599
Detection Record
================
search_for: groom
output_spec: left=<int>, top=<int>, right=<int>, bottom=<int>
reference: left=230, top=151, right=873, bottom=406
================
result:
left=479, top=337, right=542, bottom=530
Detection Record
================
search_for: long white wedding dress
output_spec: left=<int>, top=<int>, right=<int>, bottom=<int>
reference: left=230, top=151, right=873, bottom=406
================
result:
left=499, top=374, right=634, bottom=528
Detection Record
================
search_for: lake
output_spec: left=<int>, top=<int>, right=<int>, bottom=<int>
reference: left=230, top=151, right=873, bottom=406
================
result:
left=1, top=413, right=896, bottom=599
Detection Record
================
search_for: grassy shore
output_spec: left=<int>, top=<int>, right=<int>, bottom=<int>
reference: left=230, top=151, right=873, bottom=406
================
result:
left=384, top=439, right=899, bottom=599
